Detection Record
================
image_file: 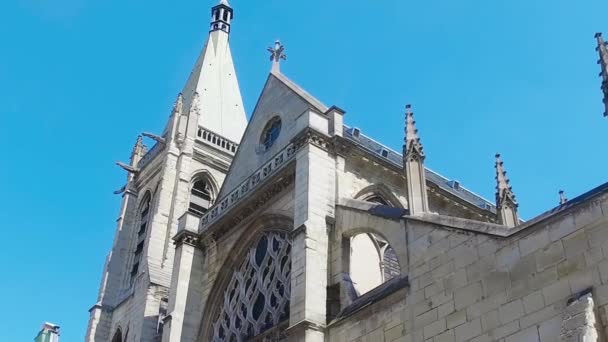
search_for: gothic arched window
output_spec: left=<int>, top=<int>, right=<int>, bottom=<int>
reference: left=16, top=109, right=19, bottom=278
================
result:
left=211, top=231, right=291, bottom=341
left=189, top=179, right=213, bottom=216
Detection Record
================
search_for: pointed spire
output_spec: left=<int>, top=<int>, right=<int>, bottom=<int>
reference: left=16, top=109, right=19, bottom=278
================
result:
left=403, top=104, right=429, bottom=215
left=210, top=0, right=234, bottom=33
left=268, top=40, right=287, bottom=73
left=595, top=33, right=608, bottom=117
left=559, top=190, right=568, bottom=205
left=404, top=104, right=425, bottom=162
left=179, top=2, right=247, bottom=143
left=495, top=153, right=519, bottom=227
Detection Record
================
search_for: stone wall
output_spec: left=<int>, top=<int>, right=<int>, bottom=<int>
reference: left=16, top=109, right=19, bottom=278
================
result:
left=326, top=188, right=608, bottom=342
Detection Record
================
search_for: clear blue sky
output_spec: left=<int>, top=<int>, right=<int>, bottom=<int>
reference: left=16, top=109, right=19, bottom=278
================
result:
left=1, top=0, right=607, bottom=340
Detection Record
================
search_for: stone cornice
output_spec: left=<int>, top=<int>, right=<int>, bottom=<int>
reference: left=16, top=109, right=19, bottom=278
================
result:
left=333, top=135, right=495, bottom=220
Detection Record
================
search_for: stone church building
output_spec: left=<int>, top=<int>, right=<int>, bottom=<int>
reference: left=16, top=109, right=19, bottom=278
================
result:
left=85, top=1, right=608, bottom=341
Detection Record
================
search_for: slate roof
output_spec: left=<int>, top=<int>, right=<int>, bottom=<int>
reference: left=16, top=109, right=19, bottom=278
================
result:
left=343, top=126, right=496, bottom=213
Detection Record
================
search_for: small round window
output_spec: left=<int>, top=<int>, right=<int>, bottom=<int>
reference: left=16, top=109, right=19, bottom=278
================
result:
left=260, top=117, right=281, bottom=151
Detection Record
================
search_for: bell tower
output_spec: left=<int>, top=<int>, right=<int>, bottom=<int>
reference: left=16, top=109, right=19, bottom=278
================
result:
left=85, top=1, right=248, bottom=341
left=210, top=0, right=233, bottom=33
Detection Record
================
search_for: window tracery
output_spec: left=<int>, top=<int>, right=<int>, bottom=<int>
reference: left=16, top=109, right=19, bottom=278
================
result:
left=212, top=231, right=291, bottom=341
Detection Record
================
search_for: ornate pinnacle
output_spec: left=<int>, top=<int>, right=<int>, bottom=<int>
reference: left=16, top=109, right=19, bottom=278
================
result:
left=559, top=190, right=568, bottom=205
left=495, top=153, right=518, bottom=209
left=404, top=104, right=425, bottom=162
left=130, top=135, right=147, bottom=162
left=267, top=40, right=287, bottom=73
left=172, top=93, right=184, bottom=117
left=595, top=33, right=608, bottom=117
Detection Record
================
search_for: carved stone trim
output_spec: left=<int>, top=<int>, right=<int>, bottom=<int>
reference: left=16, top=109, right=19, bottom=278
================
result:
left=200, top=143, right=297, bottom=230
left=212, top=172, right=295, bottom=239
left=292, top=128, right=332, bottom=152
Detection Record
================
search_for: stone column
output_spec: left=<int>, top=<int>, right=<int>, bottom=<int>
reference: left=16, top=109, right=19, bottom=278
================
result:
left=162, top=212, right=204, bottom=342
left=288, top=134, right=336, bottom=341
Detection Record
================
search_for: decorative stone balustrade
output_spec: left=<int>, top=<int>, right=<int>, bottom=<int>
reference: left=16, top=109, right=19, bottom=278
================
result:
left=200, top=143, right=296, bottom=230
left=196, top=127, right=238, bottom=154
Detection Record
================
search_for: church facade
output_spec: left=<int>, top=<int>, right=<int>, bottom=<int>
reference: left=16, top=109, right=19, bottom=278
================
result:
left=85, top=1, right=608, bottom=341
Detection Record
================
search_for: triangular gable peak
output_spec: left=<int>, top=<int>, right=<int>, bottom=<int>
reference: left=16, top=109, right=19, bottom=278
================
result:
left=216, top=71, right=329, bottom=200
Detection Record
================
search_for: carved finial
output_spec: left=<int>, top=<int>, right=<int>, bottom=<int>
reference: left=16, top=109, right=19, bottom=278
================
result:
left=495, top=154, right=516, bottom=204
left=595, top=32, right=608, bottom=117
left=495, top=153, right=519, bottom=227
left=172, top=93, right=184, bottom=117
left=404, top=104, right=425, bottom=162
left=130, top=135, right=147, bottom=162
left=267, top=40, right=287, bottom=73
left=559, top=190, right=568, bottom=205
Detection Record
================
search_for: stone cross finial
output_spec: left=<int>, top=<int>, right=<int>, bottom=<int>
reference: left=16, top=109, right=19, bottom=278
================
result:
left=595, top=32, right=608, bottom=117
left=404, top=104, right=425, bottom=162
left=495, top=153, right=519, bottom=227
left=559, top=190, right=568, bottom=205
left=268, top=40, right=287, bottom=73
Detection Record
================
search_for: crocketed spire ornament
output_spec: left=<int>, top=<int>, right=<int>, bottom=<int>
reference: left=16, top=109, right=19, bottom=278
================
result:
left=495, top=153, right=519, bottom=227
left=404, top=104, right=425, bottom=162
left=596, top=33, right=608, bottom=117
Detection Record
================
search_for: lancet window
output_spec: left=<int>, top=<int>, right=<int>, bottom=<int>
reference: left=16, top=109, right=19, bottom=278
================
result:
left=189, top=179, right=213, bottom=216
left=211, top=231, right=291, bottom=341
left=131, top=192, right=151, bottom=285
